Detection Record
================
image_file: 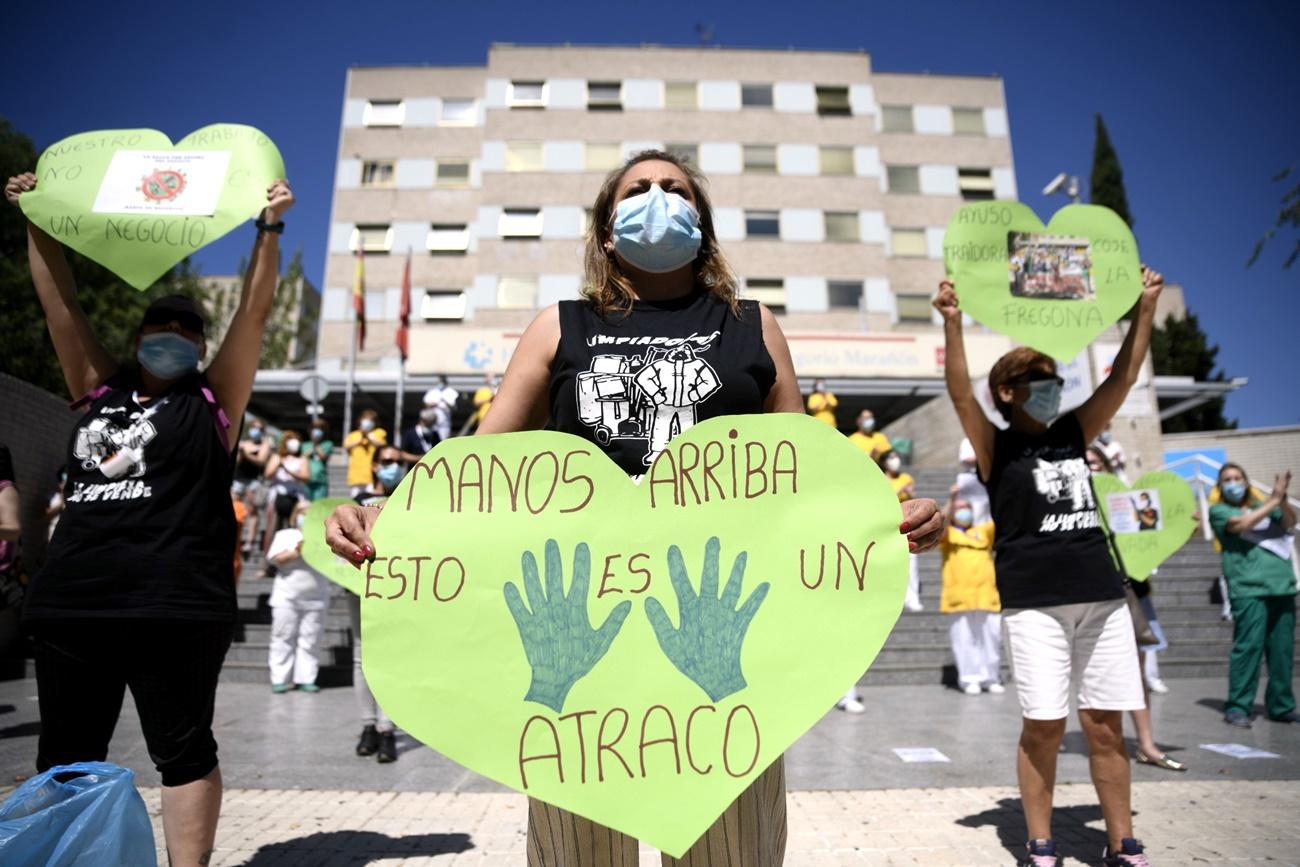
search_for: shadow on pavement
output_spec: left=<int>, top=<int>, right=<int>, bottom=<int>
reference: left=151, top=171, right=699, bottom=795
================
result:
left=955, top=797, right=1111, bottom=865
left=239, top=831, right=473, bottom=865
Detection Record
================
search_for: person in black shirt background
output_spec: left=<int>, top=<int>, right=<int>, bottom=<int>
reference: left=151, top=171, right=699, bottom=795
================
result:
left=6, top=171, right=294, bottom=867
left=935, top=267, right=1164, bottom=867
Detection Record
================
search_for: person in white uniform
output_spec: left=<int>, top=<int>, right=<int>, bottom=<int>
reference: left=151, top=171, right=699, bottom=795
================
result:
left=421, top=376, right=459, bottom=443
left=266, top=504, right=332, bottom=692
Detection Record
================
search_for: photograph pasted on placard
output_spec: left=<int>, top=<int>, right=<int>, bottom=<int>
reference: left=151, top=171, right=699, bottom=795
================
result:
left=1007, top=232, right=1095, bottom=301
left=1104, top=488, right=1163, bottom=534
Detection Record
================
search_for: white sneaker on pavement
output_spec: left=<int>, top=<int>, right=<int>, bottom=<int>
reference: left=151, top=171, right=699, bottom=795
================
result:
left=962, top=683, right=982, bottom=696
left=986, top=682, right=1006, bottom=694
left=836, top=696, right=866, bottom=713
left=1147, top=678, right=1169, bottom=694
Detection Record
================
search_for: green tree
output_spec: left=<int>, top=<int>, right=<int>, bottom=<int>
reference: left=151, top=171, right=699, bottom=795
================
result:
left=208, top=248, right=318, bottom=369
left=1247, top=165, right=1299, bottom=268
left=1150, top=310, right=1237, bottom=433
left=1089, top=114, right=1134, bottom=228
left=0, top=117, right=211, bottom=398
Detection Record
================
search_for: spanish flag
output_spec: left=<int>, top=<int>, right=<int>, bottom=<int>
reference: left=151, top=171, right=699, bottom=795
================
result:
left=353, top=247, right=366, bottom=351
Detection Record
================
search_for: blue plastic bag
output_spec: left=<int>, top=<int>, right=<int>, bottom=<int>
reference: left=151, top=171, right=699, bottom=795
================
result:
left=0, top=762, right=157, bottom=866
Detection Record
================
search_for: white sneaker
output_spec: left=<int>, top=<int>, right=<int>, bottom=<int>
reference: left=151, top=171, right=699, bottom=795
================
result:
left=962, top=683, right=982, bottom=696
left=985, top=682, right=1006, bottom=695
left=1147, top=678, right=1169, bottom=694
left=836, top=696, right=866, bottom=713
left=903, top=599, right=924, bottom=613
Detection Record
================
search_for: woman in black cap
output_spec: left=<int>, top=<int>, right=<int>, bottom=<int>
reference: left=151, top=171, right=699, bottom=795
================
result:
left=5, top=171, right=294, bottom=867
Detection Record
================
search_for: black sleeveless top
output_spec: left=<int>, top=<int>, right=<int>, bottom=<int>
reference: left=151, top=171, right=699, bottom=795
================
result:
left=982, top=411, right=1125, bottom=610
left=26, top=372, right=238, bottom=621
left=549, top=292, right=777, bottom=477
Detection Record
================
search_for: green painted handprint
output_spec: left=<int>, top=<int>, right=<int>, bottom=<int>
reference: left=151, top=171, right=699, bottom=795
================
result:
left=645, top=537, right=770, bottom=702
left=503, top=540, right=632, bottom=713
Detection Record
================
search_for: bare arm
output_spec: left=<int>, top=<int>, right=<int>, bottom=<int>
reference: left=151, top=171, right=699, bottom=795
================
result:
left=934, top=281, right=995, bottom=478
left=7, top=174, right=117, bottom=398
left=1227, top=472, right=1295, bottom=533
left=0, top=486, right=19, bottom=543
left=476, top=304, right=560, bottom=435
left=759, top=305, right=804, bottom=414
left=264, top=454, right=282, bottom=480
left=1076, top=266, right=1163, bottom=442
left=205, top=181, right=295, bottom=436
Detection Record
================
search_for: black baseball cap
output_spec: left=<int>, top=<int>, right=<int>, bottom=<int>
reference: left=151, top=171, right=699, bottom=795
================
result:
left=142, top=294, right=206, bottom=336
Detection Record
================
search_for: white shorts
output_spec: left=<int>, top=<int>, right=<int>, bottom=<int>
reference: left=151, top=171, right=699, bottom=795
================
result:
left=1003, top=598, right=1145, bottom=720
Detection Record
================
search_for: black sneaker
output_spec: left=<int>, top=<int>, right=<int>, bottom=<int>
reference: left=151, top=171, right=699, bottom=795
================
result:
left=355, top=725, right=379, bottom=757
left=1224, top=710, right=1252, bottom=728
left=377, top=731, right=397, bottom=763
left=1018, top=839, right=1060, bottom=867
left=1102, top=837, right=1150, bottom=866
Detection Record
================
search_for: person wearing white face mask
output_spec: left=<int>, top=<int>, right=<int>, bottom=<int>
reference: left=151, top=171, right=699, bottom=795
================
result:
left=325, top=150, right=947, bottom=867
left=421, top=375, right=459, bottom=443
left=1095, top=424, right=1129, bottom=484
left=263, top=429, right=311, bottom=563
left=344, top=410, right=387, bottom=498
left=265, top=502, right=331, bottom=693
left=7, top=170, right=295, bottom=867
left=935, top=267, right=1164, bottom=867
left=847, top=408, right=891, bottom=459
left=940, top=490, right=1003, bottom=695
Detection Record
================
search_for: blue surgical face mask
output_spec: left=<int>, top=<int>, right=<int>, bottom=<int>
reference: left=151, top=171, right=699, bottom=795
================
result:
left=1221, top=481, right=1247, bottom=504
left=376, top=462, right=404, bottom=490
left=954, top=508, right=974, bottom=527
left=611, top=184, right=702, bottom=274
left=1022, top=380, right=1062, bottom=424
left=249, top=429, right=263, bottom=443
left=137, top=332, right=200, bottom=380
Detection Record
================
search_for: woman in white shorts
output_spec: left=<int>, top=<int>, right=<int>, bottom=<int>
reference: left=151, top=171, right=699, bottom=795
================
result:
left=934, top=266, right=1164, bottom=867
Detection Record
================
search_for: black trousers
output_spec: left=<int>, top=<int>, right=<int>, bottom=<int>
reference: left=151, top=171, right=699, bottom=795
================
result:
left=31, top=618, right=233, bottom=786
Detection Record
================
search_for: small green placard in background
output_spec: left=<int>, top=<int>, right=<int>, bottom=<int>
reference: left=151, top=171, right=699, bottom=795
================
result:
left=19, top=124, right=284, bottom=290
left=359, top=414, right=909, bottom=856
left=1093, top=471, right=1197, bottom=579
left=943, top=202, right=1142, bottom=361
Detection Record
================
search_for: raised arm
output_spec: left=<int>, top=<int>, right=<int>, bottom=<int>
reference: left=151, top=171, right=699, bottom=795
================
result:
left=7, top=173, right=117, bottom=398
left=1227, top=472, right=1295, bottom=534
left=1076, top=266, right=1163, bottom=442
left=0, top=484, right=19, bottom=543
left=933, top=281, right=995, bottom=479
left=205, top=180, right=295, bottom=436
left=476, top=304, right=560, bottom=435
left=759, top=304, right=804, bottom=414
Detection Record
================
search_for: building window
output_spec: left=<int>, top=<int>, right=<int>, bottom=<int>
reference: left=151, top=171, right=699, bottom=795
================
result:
left=585, top=142, right=622, bottom=172
left=360, top=160, right=395, bottom=187
left=743, top=144, right=777, bottom=174
left=815, top=86, right=851, bottom=116
left=362, top=100, right=404, bottom=127
left=953, top=107, right=986, bottom=135
left=886, top=165, right=920, bottom=194
left=435, top=160, right=471, bottom=188
left=420, top=290, right=468, bottom=320
left=741, top=83, right=773, bottom=108
left=890, top=228, right=927, bottom=258
left=958, top=168, right=995, bottom=201
left=587, top=81, right=622, bottom=111
left=427, top=224, right=469, bottom=254
left=499, top=209, right=543, bottom=239
left=819, top=146, right=854, bottom=176
left=665, top=142, right=698, bottom=165
left=497, top=275, right=539, bottom=308
left=664, top=81, right=696, bottom=110
left=440, top=99, right=476, bottom=126
left=827, top=280, right=863, bottom=309
left=744, top=278, right=786, bottom=313
left=509, top=80, right=546, bottom=109
left=504, top=141, right=543, bottom=172
left=896, top=294, right=934, bottom=322
left=881, top=105, right=914, bottom=133
left=824, top=212, right=860, bottom=243
left=745, top=210, right=780, bottom=238
left=351, top=223, right=392, bottom=253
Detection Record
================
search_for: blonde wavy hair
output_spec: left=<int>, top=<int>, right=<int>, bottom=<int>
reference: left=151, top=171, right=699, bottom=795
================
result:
left=583, top=149, right=740, bottom=318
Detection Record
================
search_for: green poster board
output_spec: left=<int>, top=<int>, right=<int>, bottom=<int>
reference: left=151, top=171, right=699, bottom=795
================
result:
left=1093, top=471, right=1197, bottom=579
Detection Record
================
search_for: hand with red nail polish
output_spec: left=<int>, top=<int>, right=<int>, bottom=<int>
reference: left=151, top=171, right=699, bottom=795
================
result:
left=325, top=504, right=382, bottom=563
left=899, top=498, right=944, bottom=554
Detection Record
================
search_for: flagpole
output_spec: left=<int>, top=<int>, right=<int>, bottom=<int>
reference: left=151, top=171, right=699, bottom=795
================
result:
left=394, top=341, right=406, bottom=438
left=394, top=247, right=411, bottom=439
left=344, top=309, right=358, bottom=443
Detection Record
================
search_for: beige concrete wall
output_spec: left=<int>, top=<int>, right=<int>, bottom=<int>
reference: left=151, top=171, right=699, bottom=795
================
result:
left=1162, top=426, right=1300, bottom=492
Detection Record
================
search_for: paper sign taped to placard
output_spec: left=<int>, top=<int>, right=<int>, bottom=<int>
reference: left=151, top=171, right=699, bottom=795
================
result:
left=1093, top=472, right=1196, bottom=580
left=357, top=414, right=910, bottom=856
left=1104, top=489, right=1163, bottom=534
left=92, top=151, right=231, bottom=215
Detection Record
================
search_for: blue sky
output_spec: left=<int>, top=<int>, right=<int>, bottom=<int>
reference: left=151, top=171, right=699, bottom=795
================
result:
left=4, top=1, right=1295, bottom=427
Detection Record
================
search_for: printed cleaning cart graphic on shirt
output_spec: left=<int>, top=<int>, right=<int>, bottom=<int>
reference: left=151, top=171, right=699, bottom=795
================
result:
left=68, top=404, right=161, bottom=502
left=576, top=332, right=722, bottom=466
left=1031, top=457, right=1101, bottom=532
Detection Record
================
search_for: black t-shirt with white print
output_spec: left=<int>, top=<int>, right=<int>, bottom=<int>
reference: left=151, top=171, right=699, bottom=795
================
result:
left=25, top=372, right=237, bottom=621
left=982, top=411, right=1124, bottom=610
left=548, top=291, right=777, bottom=478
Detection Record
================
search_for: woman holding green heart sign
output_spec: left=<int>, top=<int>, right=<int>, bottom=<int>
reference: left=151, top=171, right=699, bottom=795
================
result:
left=327, top=150, right=944, bottom=866
left=6, top=171, right=294, bottom=867
left=935, top=266, right=1163, bottom=867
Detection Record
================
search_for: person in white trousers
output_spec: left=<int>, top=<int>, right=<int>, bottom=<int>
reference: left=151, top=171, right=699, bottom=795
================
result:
left=266, top=506, right=332, bottom=693
left=940, top=491, right=1004, bottom=694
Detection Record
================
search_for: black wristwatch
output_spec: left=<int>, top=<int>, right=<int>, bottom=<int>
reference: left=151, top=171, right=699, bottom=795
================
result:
left=255, top=217, right=285, bottom=234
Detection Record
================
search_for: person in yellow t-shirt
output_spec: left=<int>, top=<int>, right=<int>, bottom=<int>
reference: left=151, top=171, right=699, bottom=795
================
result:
left=847, top=409, right=891, bottom=458
left=472, top=374, right=499, bottom=428
left=343, top=409, right=388, bottom=497
left=805, top=379, right=838, bottom=427
left=940, top=489, right=1003, bottom=695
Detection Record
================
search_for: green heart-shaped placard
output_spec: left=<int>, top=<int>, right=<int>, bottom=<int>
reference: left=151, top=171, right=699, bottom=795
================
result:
left=1093, top=471, right=1197, bottom=579
left=357, top=414, right=907, bottom=856
left=944, top=202, right=1141, bottom=360
left=302, top=497, right=365, bottom=596
left=19, top=124, right=284, bottom=290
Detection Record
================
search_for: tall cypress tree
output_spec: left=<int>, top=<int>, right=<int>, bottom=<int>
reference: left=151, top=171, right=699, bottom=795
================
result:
left=1090, top=114, right=1134, bottom=227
